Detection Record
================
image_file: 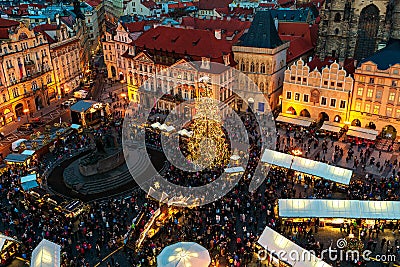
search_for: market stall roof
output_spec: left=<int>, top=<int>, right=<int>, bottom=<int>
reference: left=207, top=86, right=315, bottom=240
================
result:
left=70, top=100, right=98, bottom=112
left=21, top=150, right=35, bottom=156
left=320, top=121, right=344, bottom=133
left=275, top=113, right=315, bottom=127
left=278, top=199, right=400, bottom=219
left=20, top=174, right=38, bottom=191
left=31, top=239, right=61, bottom=267
left=258, top=226, right=331, bottom=267
left=151, top=122, right=162, bottom=129
left=4, top=153, right=31, bottom=163
left=261, top=149, right=352, bottom=184
left=346, top=126, right=378, bottom=140
left=0, top=234, right=16, bottom=252
left=70, top=124, right=81, bottom=129
left=225, top=166, right=245, bottom=173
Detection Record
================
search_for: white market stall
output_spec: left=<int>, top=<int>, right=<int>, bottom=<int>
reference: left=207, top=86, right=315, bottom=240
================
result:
left=31, top=239, right=61, bottom=267
left=346, top=126, right=378, bottom=140
left=225, top=166, right=245, bottom=173
left=20, top=173, right=38, bottom=191
left=320, top=121, right=344, bottom=133
left=157, top=242, right=211, bottom=267
left=0, top=235, right=19, bottom=265
left=262, top=149, right=352, bottom=185
left=278, top=199, right=400, bottom=219
left=276, top=114, right=315, bottom=127
left=258, top=226, right=331, bottom=267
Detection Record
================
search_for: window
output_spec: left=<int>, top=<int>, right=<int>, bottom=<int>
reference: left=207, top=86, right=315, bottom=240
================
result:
left=357, top=87, right=363, bottom=96
left=340, top=100, right=346, bottom=109
left=355, top=102, right=361, bottom=111
left=392, top=80, right=398, bottom=87
left=396, top=110, right=400, bottom=118
left=359, top=76, right=365, bottom=82
left=260, top=64, right=265, bottom=73
left=389, top=92, right=396, bottom=101
left=331, top=81, right=335, bottom=86
left=303, top=94, right=309, bottom=102
left=330, top=98, right=336, bottom=107
left=286, top=91, right=292, bottom=99
left=366, top=65, right=371, bottom=71
left=386, top=107, right=393, bottom=117
left=334, top=12, right=341, bottom=22
left=365, top=103, right=371, bottom=113
left=369, top=78, right=375, bottom=84
left=376, top=90, right=382, bottom=99
left=337, top=82, right=343, bottom=87
left=321, top=97, right=327, bottom=105
left=294, top=93, right=300, bottom=101
left=373, top=105, right=380, bottom=114
left=303, top=78, right=307, bottom=83
left=394, top=69, right=399, bottom=75
left=367, top=88, right=373, bottom=98
left=323, top=81, right=328, bottom=86
left=250, top=62, right=255, bottom=72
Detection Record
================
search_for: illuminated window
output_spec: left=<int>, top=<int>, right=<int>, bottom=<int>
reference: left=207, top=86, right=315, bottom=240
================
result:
left=355, top=102, right=361, bottom=111
left=376, top=90, right=382, bottom=99
left=386, top=107, right=393, bottom=117
left=365, top=103, right=371, bottom=113
left=359, top=76, right=365, bottom=82
left=373, top=105, right=380, bottom=114
left=294, top=93, right=300, bottom=101
left=389, top=92, right=396, bottom=101
left=396, top=110, right=400, bottom=118
left=367, top=88, right=373, bottom=98
left=357, top=87, right=363, bottom=96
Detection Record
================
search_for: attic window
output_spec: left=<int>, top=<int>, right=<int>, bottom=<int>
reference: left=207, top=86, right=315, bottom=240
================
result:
left=152, top=34, right=160, bottom=40
left=192, top=39, right=200, bottom=46
left=171, top=36, right=179, bottom=43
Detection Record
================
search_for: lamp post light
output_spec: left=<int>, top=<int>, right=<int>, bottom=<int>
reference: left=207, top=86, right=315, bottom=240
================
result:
left=23, top=108, right=29, bottom=123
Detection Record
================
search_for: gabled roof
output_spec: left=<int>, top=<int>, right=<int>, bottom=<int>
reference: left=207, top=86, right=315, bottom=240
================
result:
left=359, top=39, right=400, bottom=70
left=132, top=26, right=232, bottom=59
left=33, top=24, right=58, bottom=44
left=0, top=28, right=9, bottom=39
left=124, top=21, right=146, bottom=33
left=236, top=10, right=283, bottom=49
left=141, top=0, right=158, bottom=9
left=0, top=17, right=19, bottom=28
left=198, top=0, right=232, bottom=10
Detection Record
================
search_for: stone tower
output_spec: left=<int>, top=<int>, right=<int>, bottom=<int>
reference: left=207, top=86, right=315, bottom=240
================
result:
left=316, top=0, right=395, bottom=61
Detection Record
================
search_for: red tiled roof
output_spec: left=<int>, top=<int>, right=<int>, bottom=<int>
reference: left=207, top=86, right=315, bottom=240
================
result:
left=124, top=21, right=146, bottom=33
left=0, top=18, right=19, bottom=28
left=215, top=7, right=254, bottom=16
left=199, top=0, right=232, bottom=10
left=278, top=22, right=313, bottom=45
left=281, top=35, right=313, bottom=62
left=141, top=0, right=158, bottom=9
left=307, top=56, right=355, bottom=75
left=259, top=3, right=276, bottom=8
left=19, top=3, right=45, bottom=9
left=168, top=2, right=194, bottom=9
left=0, top=28, right=9, bottom=39
left=33, top=24, right=58, bottom=32
left=278, top=0, right=295, bottom=7
left=131, top=26, right=233, bottom=61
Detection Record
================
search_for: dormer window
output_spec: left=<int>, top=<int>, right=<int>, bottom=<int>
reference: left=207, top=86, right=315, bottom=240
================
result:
left=201, top=57, right=210, bottom=69
left=223, top=55, right=230, bottom=66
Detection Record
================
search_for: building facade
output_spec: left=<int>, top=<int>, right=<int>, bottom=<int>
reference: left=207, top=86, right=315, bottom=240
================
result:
left=316, top=0, right=400, bottom=61
left=348, top=40, right=400, bottom=139
left=233, top=11, right=289, bottom=110
left=0, top=23, right=55, bottom=125
left=282, top=59, right=353, bottom=123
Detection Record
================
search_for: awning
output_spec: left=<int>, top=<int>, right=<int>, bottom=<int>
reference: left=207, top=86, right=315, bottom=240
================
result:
left=20, top=173, right=38, bottom=191
left=4, top=153, right=31, bottom=163
left=278, top=199, right=400, bottom=219
left=346, top=126, right=378, bottom=140
left=258, top=226, right=331, bottom=267
left=70, top=100, right=98, bottom=112
left=320, top=121, right=344, bottom=133
left=70, top=124, right=81, bottom=129
left=21, top=150, right=35, bottom=156
left=225, top=166, right=245, bottom=173
left=261, top=149, right=352, bottom=184
left=31, top=239, right=61, bottom=267
left=275, top=113, right=314, bottom=127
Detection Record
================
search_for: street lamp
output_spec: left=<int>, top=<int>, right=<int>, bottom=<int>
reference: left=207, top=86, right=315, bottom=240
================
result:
left=23, top=108, right=29, bottom=123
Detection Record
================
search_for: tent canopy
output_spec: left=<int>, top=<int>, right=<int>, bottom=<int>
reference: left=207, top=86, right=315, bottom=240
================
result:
left=20, top=174, right=38, bottom=191
left=157, top=242, right=210, bottom=267
left=276, top=113, right=315, bottom=127
left=21, top=150, right=35, bottom=156
left=70, top=124, right=81, bottom=129
left=31, top=239, right=61, bottom=267
left=4, top=153, right=31, bottom=163
left=70, top=100, right=98, bottom=112
left=262, top=149, right=352, bottom=184
left=346, top=126, right=378, bottom=140
left=278, top=199, right=400, bottom=219
left=258, top=226, right=331, bottom=267
left=320, top=121, right=344, bottom=133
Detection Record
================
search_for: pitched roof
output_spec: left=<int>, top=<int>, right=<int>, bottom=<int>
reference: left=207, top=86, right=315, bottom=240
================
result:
left=124, top=21, right=146, bottom=33
left=0, top=17, right=19, bottom=28
left=280, top=36, right=313, bottom=62
left=132, top=26, right=232, bottom=59
left=33, top=24, right=58, bottom=44
left=0, top=28, right=9, bottom=39
left=198, top=0, right=233, bottom=10
left=141, top=0, right=158, bottom=9
left=307, top=56, right=355, bottom=75
left=236, top=10, right=283, bottom=49
left=359, top=39, right=400, bottom=70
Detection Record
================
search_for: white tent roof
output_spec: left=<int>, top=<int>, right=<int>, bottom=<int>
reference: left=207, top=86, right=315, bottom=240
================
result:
left=262, top=149, right=352, bottom=184
left=178, top=129, right=193, bottom=137
left=70, top=124, right=81, bottom=129
left=225, top=166, right=245, bottom=173
left=320, top=121, right=344, bottom=133
left=258, top=226, right=331, bottom=267
left=21, top=150, right=35, bottom=156
left=279, top=199, right=400, bottom=219
left=157, top=242, right=211, bottom=267
left=151, top=122, right=162, bottom=129
left=276, top=114, right=314, bottom=127
left=230, top=155, right=241, bottom=161
left=31, top=239, right=61, bottom=267
left=165, top=125, right=175, bottom=132
left=20, top=174, right=37, bottom=184
left=346, top=126, right=378, bottom=140
left=0, top=235, right=16, bottom=252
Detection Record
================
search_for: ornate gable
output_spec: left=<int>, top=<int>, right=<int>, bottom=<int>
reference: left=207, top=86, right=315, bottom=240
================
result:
left=133, top=52, right=154, bottom=63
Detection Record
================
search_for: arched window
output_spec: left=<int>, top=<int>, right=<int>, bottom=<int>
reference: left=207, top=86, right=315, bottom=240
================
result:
left=354, top=4, right=380, bottom=60
left=240, top=61, right=245, bottom=71
left=260, top=63, right=266, bottom=73
left=334, top=12, right=341, bottom=22
left=335, top=28, right=339, bottom=35
left=250, top=62, right=255, bottom=72
left=259, top=82, right=264, bottom=91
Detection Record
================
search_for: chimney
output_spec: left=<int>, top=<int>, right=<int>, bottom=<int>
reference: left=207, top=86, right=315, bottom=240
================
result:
left=56, top=14, right=60, bottom=25
left=274, top=17, right=279, bottom=30
left=215, top=29, right=222, bottom=39
left=47, top=17, right=51, bottom=24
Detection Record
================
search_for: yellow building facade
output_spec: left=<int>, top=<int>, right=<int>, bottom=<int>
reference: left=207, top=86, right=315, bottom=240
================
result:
left=282, top=59, right=353, bottom=123
left=0, top=23, right=55, bottom=125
